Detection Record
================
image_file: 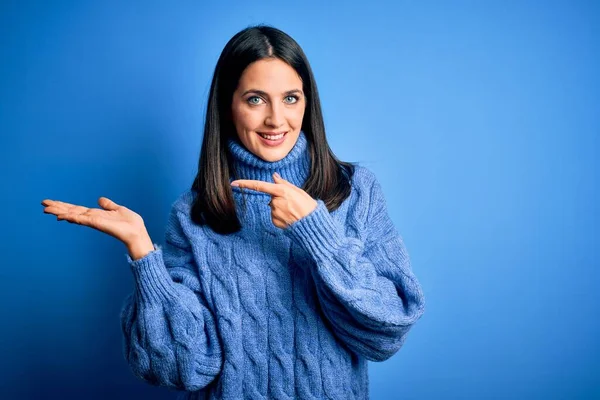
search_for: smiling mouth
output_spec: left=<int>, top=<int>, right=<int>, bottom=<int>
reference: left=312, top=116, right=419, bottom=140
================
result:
left=257, top=131, right=287, bottom=140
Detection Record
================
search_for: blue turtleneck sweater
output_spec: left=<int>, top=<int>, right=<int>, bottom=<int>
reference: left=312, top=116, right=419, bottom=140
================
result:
left=120, top=131, right=426, bottom=399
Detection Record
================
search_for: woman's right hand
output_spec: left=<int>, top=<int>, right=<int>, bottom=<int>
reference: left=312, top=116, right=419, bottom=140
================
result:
left=41, top=197, right=150, bottom=249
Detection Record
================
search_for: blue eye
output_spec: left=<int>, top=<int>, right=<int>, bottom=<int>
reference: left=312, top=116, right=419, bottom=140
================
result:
left=247, top=96, right=263, bottom=105
left=285, top=95, right=299, bottom=104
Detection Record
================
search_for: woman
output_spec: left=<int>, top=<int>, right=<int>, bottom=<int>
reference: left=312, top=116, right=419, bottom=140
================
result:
left=41, top=25, right=425, bottom=399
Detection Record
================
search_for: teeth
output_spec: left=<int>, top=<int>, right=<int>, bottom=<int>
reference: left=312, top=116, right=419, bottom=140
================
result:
left=259, top=132, right=285, bottom=140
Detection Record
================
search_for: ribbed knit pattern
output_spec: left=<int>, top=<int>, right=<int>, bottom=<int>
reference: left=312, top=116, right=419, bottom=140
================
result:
left=120, top=131, right=426, bottom=399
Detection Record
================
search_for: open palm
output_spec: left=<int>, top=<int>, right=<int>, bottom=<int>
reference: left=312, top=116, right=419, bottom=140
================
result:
left=41, top=197, right=146, bottom=245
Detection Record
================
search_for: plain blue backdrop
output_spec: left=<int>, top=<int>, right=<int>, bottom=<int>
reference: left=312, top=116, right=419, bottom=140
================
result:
left=1, top=0, right=598, bottom=398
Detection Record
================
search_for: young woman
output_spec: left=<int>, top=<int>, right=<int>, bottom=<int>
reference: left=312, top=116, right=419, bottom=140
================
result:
left=42, top=25, right=425, bottom=399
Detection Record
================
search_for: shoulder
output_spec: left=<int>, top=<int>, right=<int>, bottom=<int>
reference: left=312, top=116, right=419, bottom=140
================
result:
left=163, top=189, right=198, bottom=235
left=349, top=164, right=385, bottom=207
left=162, top=189, right=205, bottom=245
left=346, top=164, right=396, bottom=240
left=171, top=189, right=197, bottom=215
left=345, top=164, right=392, bottom=225
left=350, top=164, right=378, bottom=189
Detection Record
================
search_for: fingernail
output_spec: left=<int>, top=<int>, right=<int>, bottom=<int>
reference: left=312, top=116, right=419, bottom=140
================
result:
left=230, top=181, right=239, bottom=187
left=274, top=172, right=280, bottom=178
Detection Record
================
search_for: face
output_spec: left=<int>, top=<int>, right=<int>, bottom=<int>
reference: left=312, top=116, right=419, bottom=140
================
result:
left=231, top=58, right=306, bottom=162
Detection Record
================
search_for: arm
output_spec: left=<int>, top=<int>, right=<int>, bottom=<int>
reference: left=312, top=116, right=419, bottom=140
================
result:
left=283, top=171, right=425, bottom=362
left=120, top=202, right=222, bottom=390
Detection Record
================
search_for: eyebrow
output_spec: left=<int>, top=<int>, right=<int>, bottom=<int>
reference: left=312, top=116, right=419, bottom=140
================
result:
left=241, top=89, right=303, bottom=97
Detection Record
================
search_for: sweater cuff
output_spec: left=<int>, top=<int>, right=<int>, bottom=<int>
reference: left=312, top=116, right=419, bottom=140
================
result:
left=125, top=244, right=179, bottom=304
left=283, top=199, right=346, bottom=263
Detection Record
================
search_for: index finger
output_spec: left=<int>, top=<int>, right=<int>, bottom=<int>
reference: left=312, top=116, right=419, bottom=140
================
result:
left=41, top=199, right=77, bottom=208
left=231, top=180, right=285, bottom=196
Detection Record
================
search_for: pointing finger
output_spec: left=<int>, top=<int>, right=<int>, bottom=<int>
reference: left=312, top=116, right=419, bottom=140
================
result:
left=230, top=179, right=285, bottom=197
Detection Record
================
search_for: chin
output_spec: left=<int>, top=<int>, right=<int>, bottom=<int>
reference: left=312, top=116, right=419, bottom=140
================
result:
left=260, top=153, right=286, bottom=162
left=254, top=147, right=289, bottom=162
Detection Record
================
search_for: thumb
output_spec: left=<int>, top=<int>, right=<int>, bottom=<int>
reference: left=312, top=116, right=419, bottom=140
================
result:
left=98, top=197, right=120, bottom=211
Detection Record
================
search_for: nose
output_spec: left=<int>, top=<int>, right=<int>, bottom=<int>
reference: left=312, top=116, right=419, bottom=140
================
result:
left=265, top=102, right=284, bottom=128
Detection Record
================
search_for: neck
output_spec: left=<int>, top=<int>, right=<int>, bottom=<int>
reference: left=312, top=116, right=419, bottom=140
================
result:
left=226, top=131, right=311, bottom=188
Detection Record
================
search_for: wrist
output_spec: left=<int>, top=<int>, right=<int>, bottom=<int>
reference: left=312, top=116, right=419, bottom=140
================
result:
left=126, top=232, right=155, bottom=261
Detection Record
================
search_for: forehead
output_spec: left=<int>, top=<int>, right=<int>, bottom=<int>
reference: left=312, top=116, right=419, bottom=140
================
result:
left=237, top=58, right=302, bottom=90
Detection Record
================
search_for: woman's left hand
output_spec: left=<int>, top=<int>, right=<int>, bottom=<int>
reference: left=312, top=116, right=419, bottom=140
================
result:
left=231, top=172, right=318, bottom=229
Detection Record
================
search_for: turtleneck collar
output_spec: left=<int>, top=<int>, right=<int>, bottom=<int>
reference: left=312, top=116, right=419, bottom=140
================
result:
left=227, top=131, right=311, bottom=189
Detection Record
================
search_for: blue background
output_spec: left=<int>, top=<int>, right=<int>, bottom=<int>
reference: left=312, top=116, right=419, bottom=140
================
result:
left=2, top=0, right=598, bottom=398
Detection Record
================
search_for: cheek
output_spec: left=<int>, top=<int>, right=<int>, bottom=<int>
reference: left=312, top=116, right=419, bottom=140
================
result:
left=233, top=107, right=260, bottom=130
left=289, top=107, right=305, bottom=127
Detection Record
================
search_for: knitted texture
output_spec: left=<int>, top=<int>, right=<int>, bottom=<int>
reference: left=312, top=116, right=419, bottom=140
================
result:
left=120, top=131, right=426, bottom=399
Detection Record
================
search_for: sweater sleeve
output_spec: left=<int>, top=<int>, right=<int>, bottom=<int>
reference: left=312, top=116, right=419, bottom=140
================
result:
left=120, top=203, right=222, bottom=391
left=283, top=172, right=425, bottom=362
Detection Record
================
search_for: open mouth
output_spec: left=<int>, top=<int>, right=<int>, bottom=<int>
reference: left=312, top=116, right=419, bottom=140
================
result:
left=257, top=131, right=287, bottom=145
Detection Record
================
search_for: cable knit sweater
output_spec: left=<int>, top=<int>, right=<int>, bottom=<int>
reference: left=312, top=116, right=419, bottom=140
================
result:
left=120, top=131, right=426, bottom=399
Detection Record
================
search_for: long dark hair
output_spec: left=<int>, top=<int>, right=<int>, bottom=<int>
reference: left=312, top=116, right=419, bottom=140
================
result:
left=191, top=24, right=355, bottom=234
